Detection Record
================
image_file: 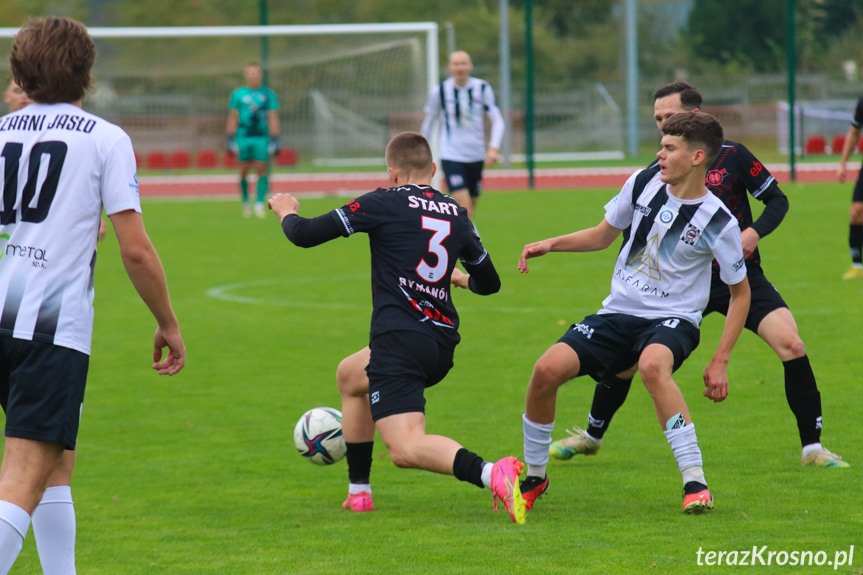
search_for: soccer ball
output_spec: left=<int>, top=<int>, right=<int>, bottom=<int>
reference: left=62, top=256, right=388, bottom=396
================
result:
left=293, top=407, right=346, bottom=465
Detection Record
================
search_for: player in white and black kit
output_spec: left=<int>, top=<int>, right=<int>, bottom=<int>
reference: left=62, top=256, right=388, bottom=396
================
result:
left=518, top=112, right=750, bottom=514
left=421, top=51, right=504, bottom=219
left=269, top=132, right=527, bottom=524
left=554, top=82, right=849, bottom=469
left=837, top=94, right=863, bottom=280
left=0, top=18, right=185, bottom=573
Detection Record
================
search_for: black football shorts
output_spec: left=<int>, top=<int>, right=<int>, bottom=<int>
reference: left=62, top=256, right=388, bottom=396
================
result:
left=366, top=330, right=454, bottom=421
left=441, top=159, right=485, bottom=197
left=704, top=264, right=787, bottom=333
left=0, top=336, right=89, bottom=450
left=557, top=313, right=700, bottom=382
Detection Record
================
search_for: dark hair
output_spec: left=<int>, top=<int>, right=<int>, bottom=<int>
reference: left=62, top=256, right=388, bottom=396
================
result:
left=386, top=132, right=433, bottom=175
left=10, top=17, right=95, bottom=104
left=660, top=112, right=724, bottom=167
left=653, top=82, right=703, bottom=110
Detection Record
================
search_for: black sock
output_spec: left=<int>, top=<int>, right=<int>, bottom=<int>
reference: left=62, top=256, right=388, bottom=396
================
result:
left=783, top=356, right=822, bottom=447
left=346, top=441, right=374, bottom=484
left=452, top=448, right=486, bottom=489
left=684, top=481, right=708, bottom=495
left=850, top=224, right=863, bottom=265
left=586, top=376, right=633, bottom=439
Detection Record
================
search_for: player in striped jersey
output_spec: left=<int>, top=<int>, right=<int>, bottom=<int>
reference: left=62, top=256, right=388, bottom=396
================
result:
left=554, top=82, right=848, bottom=469
left=421, top=51, right=504, bottom=219
left=0, top=18, right=185, bottom=573
left=519, top=112, right=750, bottom=514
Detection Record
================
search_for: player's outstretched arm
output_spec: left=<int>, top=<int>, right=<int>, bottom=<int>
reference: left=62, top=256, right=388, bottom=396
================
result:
left=270, top=192, right=344, bottom=248
left=518, top=219, right=620, bottom=273
left=109, top=209, right=185, bottom=376
left=703, top=277, right=750, bottom=403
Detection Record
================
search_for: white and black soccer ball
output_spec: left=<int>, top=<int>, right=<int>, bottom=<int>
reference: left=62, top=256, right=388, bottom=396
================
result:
left=293, top=407, right=346, bottom=465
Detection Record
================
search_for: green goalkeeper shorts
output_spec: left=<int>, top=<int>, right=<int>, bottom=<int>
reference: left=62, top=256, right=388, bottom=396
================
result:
left=236, top=135, right=270, bottom=163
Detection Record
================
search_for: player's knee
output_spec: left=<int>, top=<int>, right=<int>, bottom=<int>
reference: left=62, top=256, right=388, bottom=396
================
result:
left=637, top=356, right=667, bottom=391
left=386, top=445, right=417, bottom=469
left=336, top=360, right=367, bottom=397
left=850, top=202, right=863, bottom=222
left=781, top=336, right=806, bottom=359
left=531, top=357, right=568, bottom=390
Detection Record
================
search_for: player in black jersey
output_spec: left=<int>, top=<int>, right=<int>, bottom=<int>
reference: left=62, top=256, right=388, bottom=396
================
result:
left=269, top=132, right=527, bottom=523
left=549, top=82, right=849, bottom=469
left=836, top=95, right=863, bottom=279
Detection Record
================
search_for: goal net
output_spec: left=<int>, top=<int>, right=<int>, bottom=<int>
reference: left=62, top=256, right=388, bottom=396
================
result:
left=776, top=100, right=854, bottom=155
left=0, top=24, right=438, bottom=167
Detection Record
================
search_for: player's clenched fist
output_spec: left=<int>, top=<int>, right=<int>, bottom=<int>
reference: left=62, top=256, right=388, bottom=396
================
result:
left=268, top=192, right=300, bottom=220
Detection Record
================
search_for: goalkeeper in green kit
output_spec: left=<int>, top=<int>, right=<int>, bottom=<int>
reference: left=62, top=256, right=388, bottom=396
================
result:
left=226, top=63, right=280, bottom=217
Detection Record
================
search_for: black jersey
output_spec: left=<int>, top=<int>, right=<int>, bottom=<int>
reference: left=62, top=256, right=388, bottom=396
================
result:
left=851, top=96, right=863, bottom=129
left=647, top=140, right=788, bottom=269
left=321, top=184, right=496, bottom=348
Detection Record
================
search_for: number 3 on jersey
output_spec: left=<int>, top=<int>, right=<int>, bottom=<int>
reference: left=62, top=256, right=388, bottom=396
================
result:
left=1, top=141, right=67, bottom=225
left=416, top=216, right=451, bottom=283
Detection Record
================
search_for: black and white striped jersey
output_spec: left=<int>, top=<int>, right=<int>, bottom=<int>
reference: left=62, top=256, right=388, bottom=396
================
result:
left=598, top=168, right=746, bottom=327
left=421, top=77, right=504, bottom=163
left=0, top=103, right=141, bottom=354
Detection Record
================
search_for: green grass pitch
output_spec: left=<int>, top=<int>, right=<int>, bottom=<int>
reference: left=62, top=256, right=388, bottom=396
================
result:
left=5, top=182, right=861, bottom=574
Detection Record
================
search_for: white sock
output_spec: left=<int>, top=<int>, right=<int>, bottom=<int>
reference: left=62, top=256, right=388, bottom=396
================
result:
left=0, top=500, right=31, bottom=575
left=523, top=413, right=554, bottom=478
left=802, top=443, right=823, bottom=458
left=682, top=465, right=706, bottom=486
left=480, top=462, right=493, bottom=488
left=664, top=422, right=705, bottom=486
left=348, top=483, right=371, bottom=495
left=32, top=486, right=76, bottom=575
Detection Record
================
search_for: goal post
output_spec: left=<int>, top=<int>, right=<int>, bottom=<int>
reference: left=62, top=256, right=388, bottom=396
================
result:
left=0, top=23, right=439, bottom=167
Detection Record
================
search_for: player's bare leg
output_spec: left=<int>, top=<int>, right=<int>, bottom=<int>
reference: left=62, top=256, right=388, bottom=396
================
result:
left=376, top=412, right=461, bottom=473
left=337, top=347, right=374, bottom=443
left=337, top=347, right=376, bottom=511
left=33, top=450, right=77, bottom=574
left=521, top=343, right=582, bottom=508
left=450, top=189, right=473, bottom=219
left=638, top=345, right=691, bottom=428
left=376, top=412, right=525, bottom=523
left=638, top=344, right=712, bottom=513
left=0, top=438, right=64, bottom=571
left=757, top=308, right=848, bottom=467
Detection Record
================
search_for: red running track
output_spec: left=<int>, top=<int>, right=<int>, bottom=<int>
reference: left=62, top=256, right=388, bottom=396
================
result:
left=137, top=163, right=853, bottom=199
